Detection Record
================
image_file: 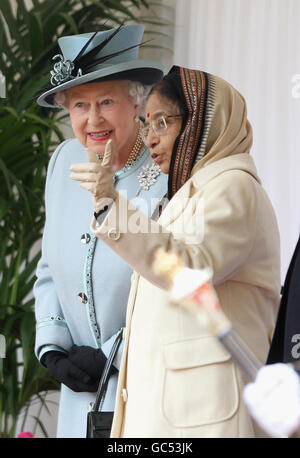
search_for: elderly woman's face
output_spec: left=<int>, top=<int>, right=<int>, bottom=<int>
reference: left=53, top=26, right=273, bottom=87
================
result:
left=68, top=80, right=139, bottom=159
left=143, top=92, right=182, bottom=174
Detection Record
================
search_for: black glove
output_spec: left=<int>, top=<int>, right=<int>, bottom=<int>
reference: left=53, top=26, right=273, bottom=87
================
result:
left=68, top=345, right=110, bottom=380
left=43, top=351, right=99, bottom=393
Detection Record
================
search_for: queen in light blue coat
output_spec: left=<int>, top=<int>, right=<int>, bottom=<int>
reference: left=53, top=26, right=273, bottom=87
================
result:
left=34, top=24, right=167, bottom=438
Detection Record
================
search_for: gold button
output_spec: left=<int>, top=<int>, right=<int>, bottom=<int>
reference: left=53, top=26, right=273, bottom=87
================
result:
left=121, top=388, right=128, bottom=402
left=108, top=228, right=120, bottom=240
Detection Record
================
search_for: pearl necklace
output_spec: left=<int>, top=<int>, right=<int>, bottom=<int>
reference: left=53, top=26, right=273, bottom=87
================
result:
left=123, top=128, right=144, bottom=170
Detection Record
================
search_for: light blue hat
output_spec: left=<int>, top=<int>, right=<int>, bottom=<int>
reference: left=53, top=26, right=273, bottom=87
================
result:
left=37, top=24, right=164, bottom=108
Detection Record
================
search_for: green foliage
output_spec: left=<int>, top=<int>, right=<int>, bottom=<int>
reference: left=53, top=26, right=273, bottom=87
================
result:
left=0, top=0, right=154, bottom=438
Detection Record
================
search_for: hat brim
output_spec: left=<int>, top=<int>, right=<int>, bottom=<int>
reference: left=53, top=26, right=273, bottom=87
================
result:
left=37, top=59, right=164, bottom=108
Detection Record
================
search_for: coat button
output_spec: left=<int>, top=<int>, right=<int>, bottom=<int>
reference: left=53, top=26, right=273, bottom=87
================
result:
left=78, top=292, right=88, bottom=304
left=81, top=233, right=91, bottom=244
left=121, top=388, right=128, bottom=402
left=108, top=228, right=120, bottom=240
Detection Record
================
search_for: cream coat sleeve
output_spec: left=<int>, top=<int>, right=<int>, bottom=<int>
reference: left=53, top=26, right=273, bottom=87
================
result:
left=91, top=170, right=260, bottom=289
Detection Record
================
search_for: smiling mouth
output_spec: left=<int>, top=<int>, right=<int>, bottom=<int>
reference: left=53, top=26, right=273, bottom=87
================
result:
left=89, top=130, right=112, bottom=139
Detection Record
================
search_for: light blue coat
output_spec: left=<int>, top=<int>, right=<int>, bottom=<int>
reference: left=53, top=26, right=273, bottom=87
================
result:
left=34, top=138, right=168, bottom=437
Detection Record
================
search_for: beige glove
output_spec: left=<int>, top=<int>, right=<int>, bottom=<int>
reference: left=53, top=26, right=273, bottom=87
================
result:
left=70, top=139, right=117, bottom=213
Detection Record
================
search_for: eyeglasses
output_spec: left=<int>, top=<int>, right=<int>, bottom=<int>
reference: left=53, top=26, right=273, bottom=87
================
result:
left=140, top=114, right=183, bottom=144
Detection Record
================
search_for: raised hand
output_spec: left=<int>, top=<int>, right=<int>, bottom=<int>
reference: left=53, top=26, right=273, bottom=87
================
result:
left=70, top=139, right=117, bottom=213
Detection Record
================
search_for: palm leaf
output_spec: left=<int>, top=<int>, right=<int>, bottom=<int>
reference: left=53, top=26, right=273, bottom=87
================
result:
left=31, top=416, right=49, bottom=438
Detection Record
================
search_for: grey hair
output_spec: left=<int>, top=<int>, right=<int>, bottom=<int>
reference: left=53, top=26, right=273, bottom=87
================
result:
left=53, top=80, right=152, bottom=112
left=127, top=80, right=152, bottom=112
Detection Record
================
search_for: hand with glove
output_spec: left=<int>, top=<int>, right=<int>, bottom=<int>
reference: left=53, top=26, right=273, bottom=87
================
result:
left=243, top=363, right=300, bottom=437
left=68, top=345, right=113, bottom=380
left=42, top=351, right=100, bottom=393
left=70, top=139, right=117, bottom=214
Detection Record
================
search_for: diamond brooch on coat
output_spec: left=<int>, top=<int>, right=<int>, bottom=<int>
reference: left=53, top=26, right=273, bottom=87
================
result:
left=137, top=163, right=161, bottom=193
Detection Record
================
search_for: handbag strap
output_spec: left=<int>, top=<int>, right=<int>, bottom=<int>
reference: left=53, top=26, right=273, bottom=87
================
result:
left=92, top=328, right=123, bottom=412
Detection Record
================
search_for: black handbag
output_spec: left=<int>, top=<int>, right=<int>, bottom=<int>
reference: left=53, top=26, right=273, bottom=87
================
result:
left=86, top=328, right=123, bottom=438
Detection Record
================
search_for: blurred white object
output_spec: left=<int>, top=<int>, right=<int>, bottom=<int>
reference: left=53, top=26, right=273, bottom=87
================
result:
left=171, top=267, right=213, bottom=300
left=243, top=363, right=300, bottom=437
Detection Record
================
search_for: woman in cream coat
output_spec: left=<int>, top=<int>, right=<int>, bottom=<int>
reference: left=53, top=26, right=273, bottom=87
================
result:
left=71, top=66, right=281, bottom=437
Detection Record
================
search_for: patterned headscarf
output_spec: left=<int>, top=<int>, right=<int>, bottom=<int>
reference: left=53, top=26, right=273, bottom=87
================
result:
left=164, top=66, right=253, bottom=200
